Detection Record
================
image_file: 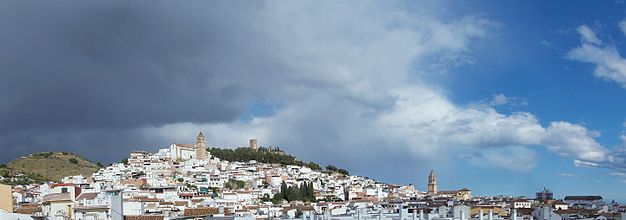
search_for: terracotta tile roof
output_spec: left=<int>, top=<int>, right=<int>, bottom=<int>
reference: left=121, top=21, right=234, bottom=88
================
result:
left=18, top=203, right=40, bottom=209
left=14, top=205, right=42, bottom=215
left=183, top=207, right=220, bottom=217
left=43, top=192, right=72, bottom=202
left=74, top=205, right=109, bottom=211
left=76, top=192, right=99, bottom=200
left=174, top=201, right=188, bottom=206
left=51, top=183, right=75, bottom=188
left=124, top=216, right=165, bottom=220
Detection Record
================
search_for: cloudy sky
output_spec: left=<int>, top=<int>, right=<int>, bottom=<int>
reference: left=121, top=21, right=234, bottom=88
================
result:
left=3, top=0, right=626, bottom=199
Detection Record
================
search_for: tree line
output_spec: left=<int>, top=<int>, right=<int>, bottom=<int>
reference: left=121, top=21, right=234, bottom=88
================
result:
left=208, top=147, right=323, bottom=170
left=272, top=181, right=315, bottom=203
left=208, top=147, right=350, bottom=175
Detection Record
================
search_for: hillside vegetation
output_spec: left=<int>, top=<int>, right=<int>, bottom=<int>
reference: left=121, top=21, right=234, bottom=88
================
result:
left=208, top=147, right=349, bottom=175
left=7, top=152, right=100, bottom=182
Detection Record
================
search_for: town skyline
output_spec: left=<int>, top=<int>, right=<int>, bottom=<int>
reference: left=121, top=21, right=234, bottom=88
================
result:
left=4, top=133, right=620, bottom=203
left=3, top=133, right=619, bottom=220
left=4, top=0, right=626, bottom=203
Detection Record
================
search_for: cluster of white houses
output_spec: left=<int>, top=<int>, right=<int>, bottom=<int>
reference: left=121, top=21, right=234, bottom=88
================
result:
left=1, top=133, right=625, bottom=220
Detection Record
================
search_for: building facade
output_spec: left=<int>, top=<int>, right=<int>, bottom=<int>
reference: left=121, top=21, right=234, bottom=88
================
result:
left=0, top=184, right=12, bottom=212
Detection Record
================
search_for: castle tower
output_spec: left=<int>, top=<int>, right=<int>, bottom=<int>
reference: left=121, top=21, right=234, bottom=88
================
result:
left=428, top=169, right=437, bottom=194
left=195, top=132, right=208, bottom=159
left=249, top=139, right=258, bottom=151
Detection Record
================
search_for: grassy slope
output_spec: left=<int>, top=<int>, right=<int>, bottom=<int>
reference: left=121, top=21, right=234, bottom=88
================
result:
left=7, top=152, right=99, bottom=181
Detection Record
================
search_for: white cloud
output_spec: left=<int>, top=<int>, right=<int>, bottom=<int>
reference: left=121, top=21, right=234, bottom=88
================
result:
left=620, top=19, right=626, bottom=36
left=608, top=172, right=626, bottom=177
left=378, top=87, right=546, bottom=154
left=574, top=159, right=603, bottom=168
left=568, top=24, right=626, bottom=88
left=487, top=93, right=528, bottom=108
left=577, top=25, right=602, bottom=45
left=490, top=94, right=510, bottom=106
left=544, top=122, right=608, bottom=163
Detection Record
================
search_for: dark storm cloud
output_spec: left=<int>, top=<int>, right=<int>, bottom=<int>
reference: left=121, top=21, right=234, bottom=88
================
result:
left=2, top=2, right=248, bottom=131
left=0, top=1, right=291, bottom=161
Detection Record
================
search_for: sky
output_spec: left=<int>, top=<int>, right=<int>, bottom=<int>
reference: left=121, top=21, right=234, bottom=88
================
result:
left=3, top=0, right=626, bottom=200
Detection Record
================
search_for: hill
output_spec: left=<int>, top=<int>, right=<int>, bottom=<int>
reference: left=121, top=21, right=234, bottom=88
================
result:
left=6, top=152, right=100, bottom=182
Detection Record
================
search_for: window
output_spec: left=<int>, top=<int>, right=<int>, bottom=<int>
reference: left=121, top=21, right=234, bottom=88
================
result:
left=61, top=188, right=68, bottom=193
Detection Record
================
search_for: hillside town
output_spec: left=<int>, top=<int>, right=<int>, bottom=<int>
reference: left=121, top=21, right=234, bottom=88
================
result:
left=1, top=133, right=625, bottom=220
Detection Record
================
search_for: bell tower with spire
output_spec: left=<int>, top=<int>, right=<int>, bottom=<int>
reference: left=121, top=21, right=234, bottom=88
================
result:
left=428, top=169, right=437, bottom=194
left=195, top=132, right=208, bottom=159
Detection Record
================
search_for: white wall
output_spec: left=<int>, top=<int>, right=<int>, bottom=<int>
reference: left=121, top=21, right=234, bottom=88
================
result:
left=0, top=211, right=34, bottom=220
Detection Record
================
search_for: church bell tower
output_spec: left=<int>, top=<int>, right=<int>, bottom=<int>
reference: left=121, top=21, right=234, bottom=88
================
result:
left=428, top=169, right=437, bottom=194
left=195, top=132, right=208, bottom=159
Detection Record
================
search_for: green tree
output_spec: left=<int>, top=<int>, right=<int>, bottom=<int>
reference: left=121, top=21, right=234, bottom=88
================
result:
left=325, top=165, right=337, bottom=171
left=307, top=162, right=322, bottom=170
left=224, top=179, right=247, bottom=190
left=271, top=192, right=283, bottom=204
left=325, top=165, right=349, bottom=175
left=68, top=158, right=79, bottom=164
left=280, top=181, right=288, bottom=199
left=287, top=186, right=301, bottom=201
left=260, top=194, right=271, bottom=202
left=206, top=147, right=330, bottom=171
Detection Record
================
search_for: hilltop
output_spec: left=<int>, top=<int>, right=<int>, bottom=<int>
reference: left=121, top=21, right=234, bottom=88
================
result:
left=207, top=147, right=350, bottom=175
left=5, top=152, right=100, bottom=182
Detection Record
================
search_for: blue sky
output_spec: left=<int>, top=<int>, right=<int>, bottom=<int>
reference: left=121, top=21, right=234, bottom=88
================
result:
left=3, top=0, right=626, bottom=201
left=416, top=1, right=626, bottom=200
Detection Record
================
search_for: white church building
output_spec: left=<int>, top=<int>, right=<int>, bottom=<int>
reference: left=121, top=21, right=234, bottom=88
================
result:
left=169, top=132, right=209, bottom=161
